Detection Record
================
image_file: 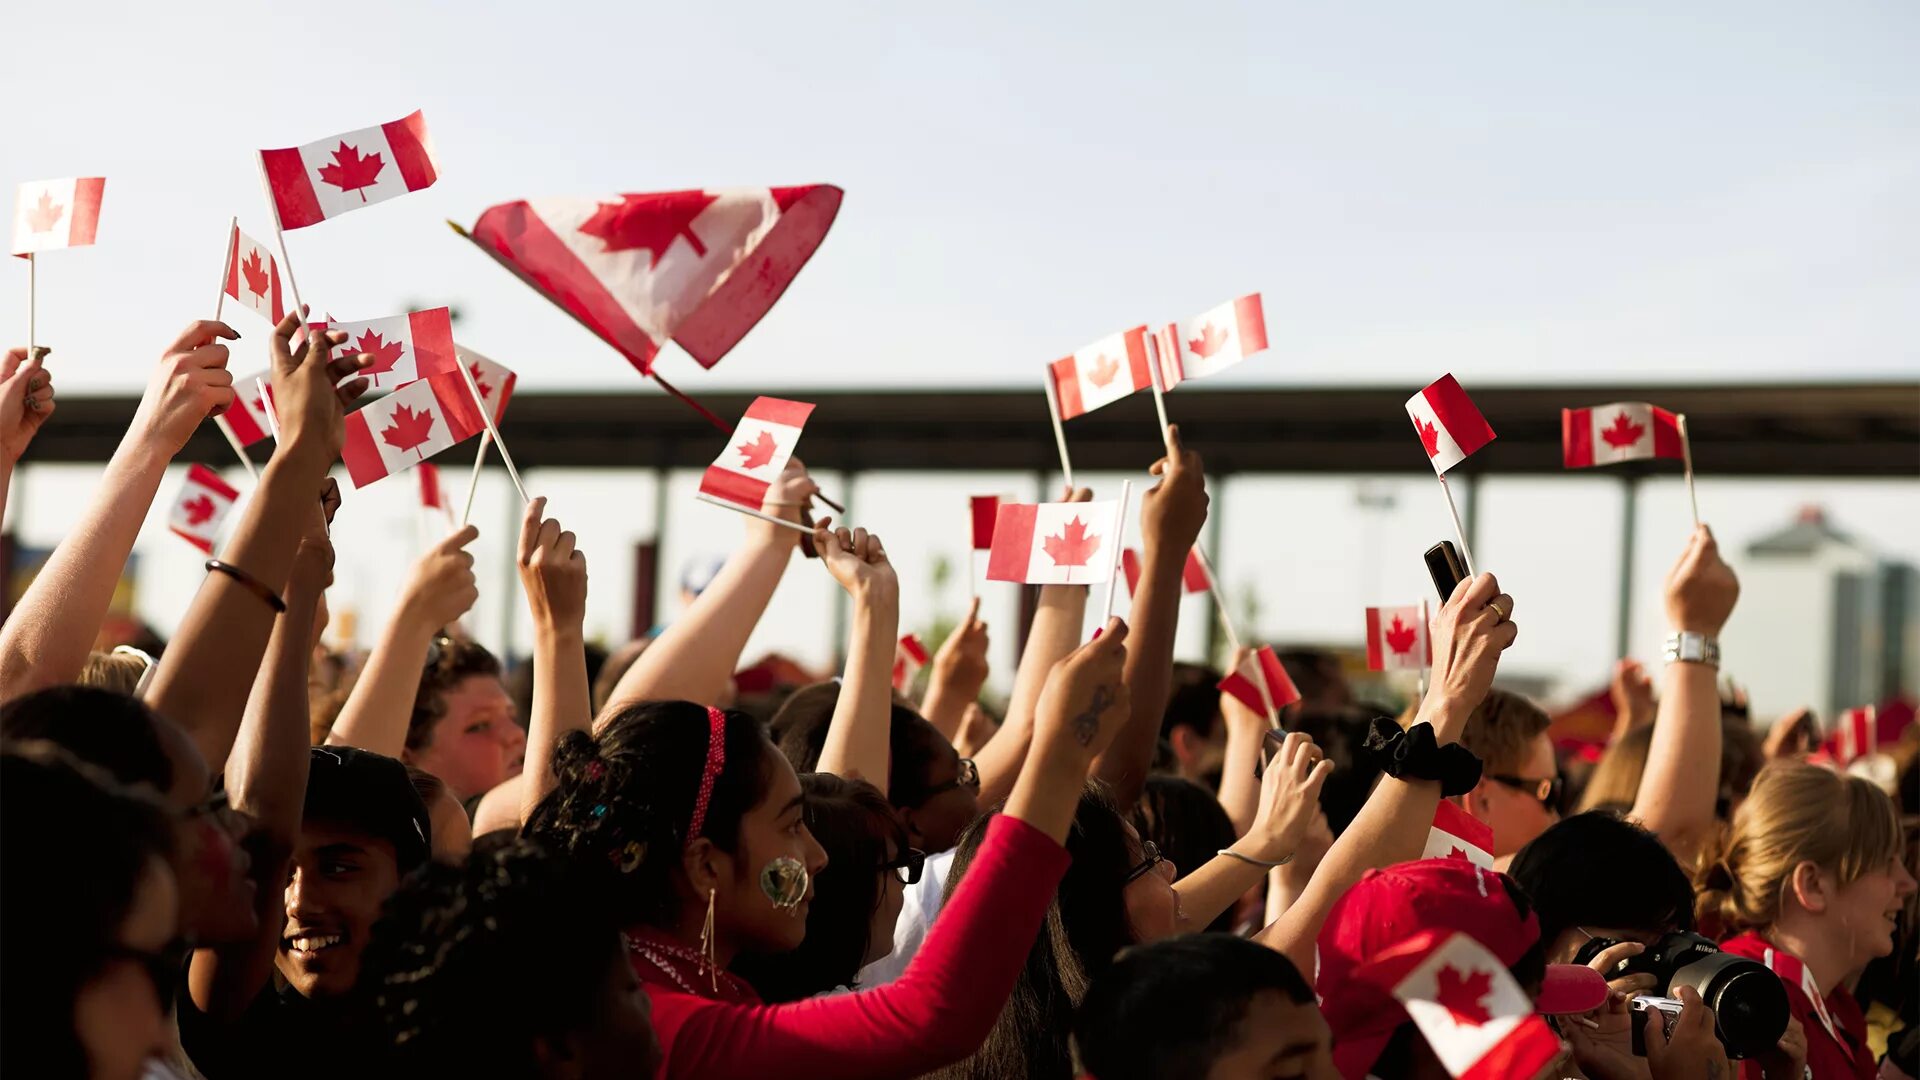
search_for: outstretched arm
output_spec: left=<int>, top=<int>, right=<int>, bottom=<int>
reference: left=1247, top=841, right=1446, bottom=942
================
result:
left=0, top=346, right=55, bottom=533
left=1172, top=730, right=1331, bottom=930
left=974, top=573, right=1087, bottom=809
left=1213, top=648, right=1267, bottom=835
left=813, top=523, right=900, bottom=787
left=516, top=498, right=590, bottom=823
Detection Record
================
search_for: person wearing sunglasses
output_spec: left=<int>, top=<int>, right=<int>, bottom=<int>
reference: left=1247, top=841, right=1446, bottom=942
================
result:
left=1455, top=687, right=1561, bottom=866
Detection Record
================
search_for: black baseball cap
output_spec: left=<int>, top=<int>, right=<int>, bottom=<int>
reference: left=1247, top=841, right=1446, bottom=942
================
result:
left=304, top=746, right=432, bottom=872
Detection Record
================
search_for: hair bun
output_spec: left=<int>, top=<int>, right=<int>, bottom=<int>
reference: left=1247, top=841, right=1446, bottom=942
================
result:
left=550, top=730, right=603, bottom=788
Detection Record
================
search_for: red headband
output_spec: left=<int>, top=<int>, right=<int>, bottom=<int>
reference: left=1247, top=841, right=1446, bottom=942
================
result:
left=686, top=706, right=728, bottom=843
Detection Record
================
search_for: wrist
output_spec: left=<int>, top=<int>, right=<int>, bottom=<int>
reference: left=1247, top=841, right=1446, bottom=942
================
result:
left=536, top=621, right=585, bottom=649
left=1414, top=695, right=1471, bottom=744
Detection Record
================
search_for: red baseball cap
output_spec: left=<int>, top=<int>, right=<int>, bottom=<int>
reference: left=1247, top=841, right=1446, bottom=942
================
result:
left=1317, top=859, right=1604, bottom=1078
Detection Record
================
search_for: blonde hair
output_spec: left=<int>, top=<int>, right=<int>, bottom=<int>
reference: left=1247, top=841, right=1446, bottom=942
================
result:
left=1580, top=724, right=1654, bottom=813
left=1695, top=762, right=1903, bottom=935
left=77, top=650, right=150, bottom=696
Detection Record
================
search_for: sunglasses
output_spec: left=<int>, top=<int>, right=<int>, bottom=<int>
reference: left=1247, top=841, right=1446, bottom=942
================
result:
left=1123, top=840, right=1166, bottom=886
left=880, top=847, right=928, bottom=885
left=915, top=758, right=979, bottom=805
left=101, top=939, right=187, bottom=1013
left=1490, top=773, right=1564, bottom=810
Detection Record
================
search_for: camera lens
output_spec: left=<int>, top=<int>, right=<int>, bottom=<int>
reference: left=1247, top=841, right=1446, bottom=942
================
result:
left=1669, top=952, right=1789, bottom=1058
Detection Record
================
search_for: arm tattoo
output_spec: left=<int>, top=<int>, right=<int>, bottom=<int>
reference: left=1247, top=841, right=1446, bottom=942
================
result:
left=1071, top=685, right=1113, bottom=747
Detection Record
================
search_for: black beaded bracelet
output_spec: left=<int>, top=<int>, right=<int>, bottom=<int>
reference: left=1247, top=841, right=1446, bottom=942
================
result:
left=205, top=559, right=288, bottom=614
left=1361, top=717, right=1483, bottom=796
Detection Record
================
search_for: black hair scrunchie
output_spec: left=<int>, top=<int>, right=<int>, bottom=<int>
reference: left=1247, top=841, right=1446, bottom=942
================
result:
left=1362, top=717, right=1483, bottom=797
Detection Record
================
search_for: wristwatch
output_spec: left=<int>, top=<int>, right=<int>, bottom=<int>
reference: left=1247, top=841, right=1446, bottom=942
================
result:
left=1663, top=631, right=1720, bottom=668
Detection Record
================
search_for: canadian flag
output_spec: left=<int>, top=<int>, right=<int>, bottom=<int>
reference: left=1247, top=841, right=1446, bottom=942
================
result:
left=1217, top=646, right=1302, bottom=716
left=260, top=110, right=438, bottom=230
left=168, top=465, right=240, bottom=553
left=698, top=397, right=814, bottom=510
left=311, top=309, right=458, bottom=392
left=1154, top=293, right=1268, bottom=390
left=419, top=462, right=445, bottom=510
left=1366, top=605, right=1431, bottom=672
left=464, top=186, right=843, bottom=374
left=1383, top=931, right=1564, bottom=1080
left=454, top=345, right=518, bottom=423
left=340, top=370, right=485, bottom=489
left=893, top=634, right=930, bottom=692
left=12, top=177, right=105, bottom=257
left=1121, top=548, right=1210, bottom=596
left=1049, top=325, right=1152, bottom=420
left=1562, top=402, right=1682, bottom=469
left=221, top=371, right=277, bottom=447
left=1407, top=375, right=1496, bottom=474
left=222, top=225, right=286, bottom=326
left=985, top=499, right=1123, bottom=585
left=1424, top=800, right=1495, bottom=869
left=970, top=496, right=1001, bottom=551
left=1830, top=706, right=1878, bottom=765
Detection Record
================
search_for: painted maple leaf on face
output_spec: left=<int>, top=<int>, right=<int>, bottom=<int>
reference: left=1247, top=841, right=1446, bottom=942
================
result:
left=1601, top=411, right=1644, bottom=449
left=577, top=191, right=720, bottom=268
left=1188, top=322, right=1229, bottom=359
left=1042, top=516, right=1101, bottom=568
left=1085, top=353, right=1121, bottom=388
left=25, top=190, right=64, bottom=233
left=316, top=141, right=386, bottom=202
left=1386, top=615, right=1417, bottom=655
left=381, top=403, right=438, bottom=457
left=1414, top=416, right=1441, bottom=458
left=181, top=494, right=217, bottom=526
left=352, top=330, right=407, bottom=384
left=240, top=249, right=271, bottom=299
left=736, top=430, right=778, bottom=471
left=1433, top=964, right=1494, bottom=1027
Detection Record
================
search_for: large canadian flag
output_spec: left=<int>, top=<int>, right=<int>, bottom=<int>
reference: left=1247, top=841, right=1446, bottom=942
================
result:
left=169, top=465, right=240, bottom=553
left=12, top=177, right=105, bottom=257
left=1384, top=931, right=1564, bottom=1080
left=1424, top=800, right=1495, bottom=869
left=260, top=111, right=438, bottom=230
left=698, top=397, right=814, bottom=509
left=311, top=309, right=458, bottom=392
left=1155, top=293, right=1268, bottom=390
left=985, top=499, right=1123, bottom=585
left=221, top=371, right=277, bottom=447
left=1121, top=548, right=1211, bottom=596
left=454, top=344, right=518, bottom=423
left=1217, top=646, right=1302, bottom=716
left=341, top=370, right=485, bottom=489
left=1366, top=605, right=1431, bottom=672
left=223, top=224, right=286, bottom=326
left=1049, top=325, right=1152, bottom=420
left=464, top=186, right=842, bottom=374
left=1407, top=375, right=1496, bottom=474
left=1562, top=402, right=1682, bottom=468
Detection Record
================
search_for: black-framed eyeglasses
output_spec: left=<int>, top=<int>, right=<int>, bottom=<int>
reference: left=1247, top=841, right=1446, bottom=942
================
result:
left=100, top=939, right=187, bottom=1012
left=1123, top=841, right=1165, bottom=886
left=916, top=758, right=980, bottom=804
left=1490, top=774, right=1564, bottom=810
left=880, top=847, right=927, bottom=885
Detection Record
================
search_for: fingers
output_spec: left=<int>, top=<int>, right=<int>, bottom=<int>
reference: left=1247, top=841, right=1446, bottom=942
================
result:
left=167, top=320, right=240, bottom=354
left=439, top=524, right=481, bottom=554
left=1064, top=486, right=1092, bottom=503
left=326, top=350, right=375, bottom=385
left=518, top=496, right=550, bottom=564
left=1584, top=940, right=1644, bottom=977
left=334, top=376, right=371, bottom=409
left=1164, top=422, right=1184, bottom=457
left=1452, top=571, right=1499, bottom=611
left=963, top=595, right=982, bottom=629
left=319, top=478, right=341, bottom=526
left=1086, top=616, right=1129, bottom=652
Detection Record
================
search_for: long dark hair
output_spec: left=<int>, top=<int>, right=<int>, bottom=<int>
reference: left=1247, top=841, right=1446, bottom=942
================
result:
left=735, top=774, right=906, bottom=1000
left=523, top=701, right=774, bottom=927
left=0, top=686, right=177, bottom=790
left=926, top=784, right=1141, bottom=1080
left=770, top=682, right=954, bottom=808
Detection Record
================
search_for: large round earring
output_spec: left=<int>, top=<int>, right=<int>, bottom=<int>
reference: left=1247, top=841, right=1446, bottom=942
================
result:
left=698, top=886, right=718, bottom=993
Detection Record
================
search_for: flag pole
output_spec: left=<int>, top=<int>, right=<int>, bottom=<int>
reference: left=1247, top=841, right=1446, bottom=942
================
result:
left=216, top=417, right=260, bottom=483
left=1436, top=473, right=1476, bottom=575
left=1192, top=545, right=1242, bottom=655
left=455, top=361, right=529, bottom=505
left=1099, top=480, right=1134, bottom=625
left=967, top=502, right=978, bottom=602
left=214, top=216, right=236, bottom=323
left=1146, top=329, right=1172, bottom=433
left=460, top=432, right=491, bottom=528
left=1677, top=413, right=1700, bottom=528
left=1042, top=374, right=1075, bottom=491
left=695, top=493, right=814, bottom=535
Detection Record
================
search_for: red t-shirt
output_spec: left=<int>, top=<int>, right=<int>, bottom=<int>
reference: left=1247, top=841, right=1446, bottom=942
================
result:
left=630, top=814, right=1070, bottom=1080
left=1721, top=931, right=1874, bottom=1080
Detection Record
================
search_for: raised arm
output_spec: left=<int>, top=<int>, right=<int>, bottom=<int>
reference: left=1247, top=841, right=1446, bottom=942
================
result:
left=1214, top=647, right=1266, bottom=835
left=1256, top=572, right=1516, bottom=974
left=0, top=323, right=236, bottom=701
left=812, top=523, right=900, bottom=787
left=0, top=346, right=54, bottom=532
left=1172, top=729, right=1331, bottom=929
left=603, top=458, right=818, bottom=712
left=917, top=598, right=990, bottom=741
left=146, top=313, right=373, bottom=779
left=1629, top=526, right=1737, bottom=863
left=516, top=497, right=590, bottom=823
left=322, top=526, right=480, bottom=756
left=1095, top=425, right=1208, bottom=812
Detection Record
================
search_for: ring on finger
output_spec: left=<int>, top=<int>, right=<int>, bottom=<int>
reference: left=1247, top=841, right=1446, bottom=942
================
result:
left=1488, top=598, right=1512, bottom=623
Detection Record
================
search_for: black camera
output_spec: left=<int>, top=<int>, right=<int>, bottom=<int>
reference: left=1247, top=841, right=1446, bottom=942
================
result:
left=1573, top=931, right=1788, bottom=1059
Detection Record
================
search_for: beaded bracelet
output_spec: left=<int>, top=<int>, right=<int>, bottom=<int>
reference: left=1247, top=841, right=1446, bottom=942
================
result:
left=205, top=559, right=288, bottom=614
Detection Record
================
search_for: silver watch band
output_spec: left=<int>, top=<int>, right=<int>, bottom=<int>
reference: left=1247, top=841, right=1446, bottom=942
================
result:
left=1663, top=631, right=1720, bottom=667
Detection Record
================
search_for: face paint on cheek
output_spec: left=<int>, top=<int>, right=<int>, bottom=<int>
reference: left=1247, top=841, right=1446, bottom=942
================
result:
left=759, top=857, right=809, bottom=914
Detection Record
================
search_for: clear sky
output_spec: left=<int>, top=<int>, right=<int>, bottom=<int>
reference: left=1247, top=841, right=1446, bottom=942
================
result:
left=4, top=1, right=1916, bottom=719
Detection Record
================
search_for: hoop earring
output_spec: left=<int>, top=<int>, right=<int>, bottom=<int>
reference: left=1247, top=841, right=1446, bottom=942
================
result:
left=698, top=887, right=718, bottom=993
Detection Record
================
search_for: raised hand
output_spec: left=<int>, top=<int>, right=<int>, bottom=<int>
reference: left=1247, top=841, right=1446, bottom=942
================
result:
left=1762, top=707, right=1818, bottom=761
left=1664, top=525, right=1739, bottom=635
left=755, top=454, right=822, bottom=538
left=0, top=347, right=54, bottom=464
left=1607, top=658, right=1655, bottom=736
left=933, top=598, right=990, bottom=692
left=1427, top=571, right=1517, bottom=720
left=1034, top=618, right=1132, bottom=757
left=267, top=306, right=374, bottom=463
left=1242, top=731, right=1334, bottom=863
left=812, top=521, right=898, bottom=603
left=517, top=497, right=588, bottom=631
left=1139, top=424, right=1208, bottom=555
left=130, top=321, right=239, bottom=456
left=403, top=525, right=481, bottom=633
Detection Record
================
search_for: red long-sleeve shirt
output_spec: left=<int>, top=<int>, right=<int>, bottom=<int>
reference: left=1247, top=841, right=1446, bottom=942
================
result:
left=633, top=813, right=1069, bottom=1080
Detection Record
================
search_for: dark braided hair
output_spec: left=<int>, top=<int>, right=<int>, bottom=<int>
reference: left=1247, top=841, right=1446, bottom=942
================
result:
left=523, top=701, right=775, bottom=926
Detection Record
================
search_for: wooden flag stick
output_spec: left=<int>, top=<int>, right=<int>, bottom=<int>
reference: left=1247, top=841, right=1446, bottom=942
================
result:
left=460, top=432, right=491, bottom=528
left=26, top=253, right=35, bottom=364
left=214, top=216, right=236, bottom=322
left=696, top=492, right=814, bottom=534
left=455, top=360, right=529, bottom=505
left=1146, top=329, right=1172, bottom=433
left=1436, top=473, right=1476, bottom=576
left=1192, top=545, right=1243, bottom=656
left=215, top=417, right=260, bottom=482
left=1042, top=375, right=1075, bottom=490
left=1251, top=661, right=1280, bottom=730
left=1677, top=413, right=1701, bottom=528
left=254, top=378, right=281, bottom=443
left=1099, top=480, right=1135, bottom=625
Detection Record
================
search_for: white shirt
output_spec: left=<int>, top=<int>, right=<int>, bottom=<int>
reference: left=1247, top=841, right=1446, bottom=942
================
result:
left=853, top=848, right=953, bottom=988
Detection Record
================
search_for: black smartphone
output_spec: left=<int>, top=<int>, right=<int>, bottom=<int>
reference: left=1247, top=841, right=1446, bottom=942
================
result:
left=1424, top=541, right=1469, bottom=602
left=1253, top=729, right=1288, bottom=780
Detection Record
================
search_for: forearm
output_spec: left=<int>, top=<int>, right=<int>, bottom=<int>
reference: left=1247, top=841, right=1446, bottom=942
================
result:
left=1005, top=585, right=1086, bottom=734
left=606, top=533, right=794, bottom=711
left=1173, top=852, right=1268, bottom=930
left=1003, top=737, right=1093, bottom=845
left=918, top=676, right=974, bottom=741
left=1095, top=543, right=1181, bottom=811
left=324, top=608, right=438, bottom=759
left=816, top=593, right=899, bottom=786
left=0, top=435, right=168, bottom=697
left=1216, top=722, right=1264, bottom=836
left=0, top=464, right=12, bottom=534
left=520, top=622, right=589, bottom=822
left=972, top=707, right=1033, bottom=807
left=1629, top=660, right=1721, bottom=861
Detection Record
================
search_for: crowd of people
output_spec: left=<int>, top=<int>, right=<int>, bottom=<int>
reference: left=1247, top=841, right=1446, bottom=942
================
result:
left=0, top=312, right=1914, bottom=1080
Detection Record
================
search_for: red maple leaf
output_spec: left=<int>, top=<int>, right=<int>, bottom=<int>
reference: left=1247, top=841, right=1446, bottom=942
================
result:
left=1386, top=616, right=1418, bottom=655
left=353, top=330, right=407, bottom=384
left=736, top=430, right=778, bottom=470
left=468, top=362, right=492, bottom=399
left=1041, top=517, right=1101, bottom=567
left=1415, top=416, right=1441, bottom=458
left=315, top=141, right=386, bottom=202
left=249, top=393, right=266, bottom=417
left=381, top=404, right=438, bottom=457
left=181, top=494, right=217, bottom=526
left=577, top=191, right=720, bottom=268
left=1600, top=411, right=1645, bottom=449
left=1447, top=845, right=1471, bottom=862
left=24, top=190, right=64, bottom=233
left=1084, top=353, right=1121, bottom=388
left=240, top=249, right=271, bottom=299
left=1433, top=964, right=1494, bottom=1027
left=1188, top=322, right=1229, bottom=359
